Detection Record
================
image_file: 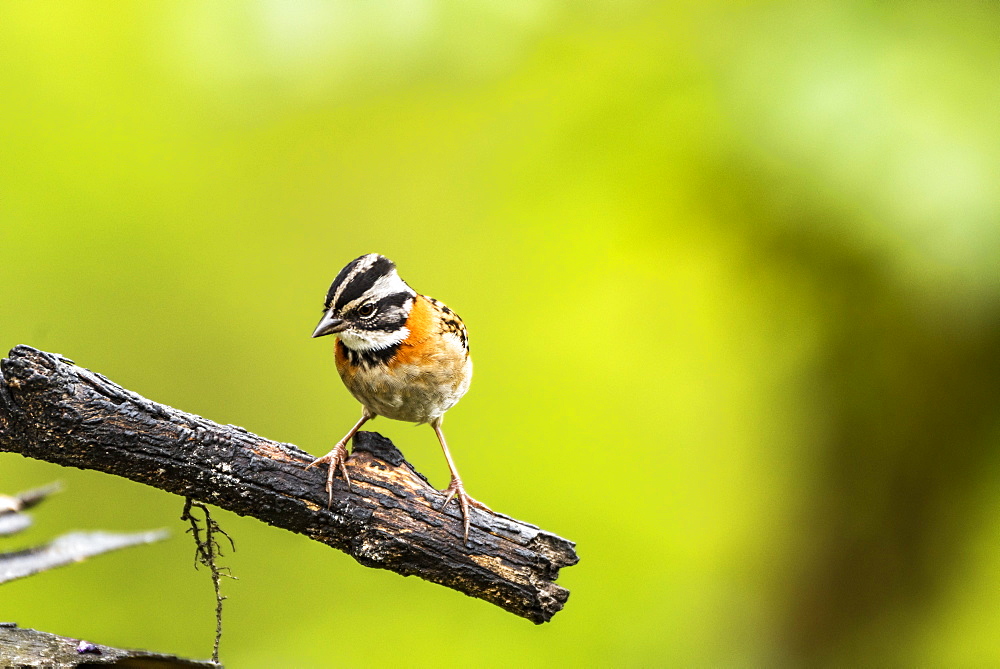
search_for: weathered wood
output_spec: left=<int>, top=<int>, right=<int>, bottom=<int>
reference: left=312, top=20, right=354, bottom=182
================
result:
left=0, top=529, right=168, bottom=585
left=0, top=346, right=577, bottom=623
left=0, top=624, right=215, bottom=667
left=0, top=483, right=60, bottom=536
left=1, top=482, right=169, bottom=583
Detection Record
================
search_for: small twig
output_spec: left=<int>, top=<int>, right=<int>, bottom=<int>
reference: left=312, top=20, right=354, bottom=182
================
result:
left=181, top=498, right=236, bottom=665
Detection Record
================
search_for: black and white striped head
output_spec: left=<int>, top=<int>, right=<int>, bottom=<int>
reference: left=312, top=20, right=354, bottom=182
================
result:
left=312, top=254, right=417, bottom=351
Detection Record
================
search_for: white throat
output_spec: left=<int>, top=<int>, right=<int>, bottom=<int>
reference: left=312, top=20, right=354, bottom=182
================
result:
left=339, top=327, right=409, bottom=352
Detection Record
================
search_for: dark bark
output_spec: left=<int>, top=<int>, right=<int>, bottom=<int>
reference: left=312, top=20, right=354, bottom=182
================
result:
left=0, top=346, right=577, bottom=623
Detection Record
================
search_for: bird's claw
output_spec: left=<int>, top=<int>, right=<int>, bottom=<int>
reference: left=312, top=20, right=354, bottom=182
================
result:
left=307, top=442, right=351, bottom=508
left=438, top=477, right=491, bottom=545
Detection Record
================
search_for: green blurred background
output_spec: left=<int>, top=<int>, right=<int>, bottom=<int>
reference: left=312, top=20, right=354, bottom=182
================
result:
left=3, top=1, right=1000, bottom=666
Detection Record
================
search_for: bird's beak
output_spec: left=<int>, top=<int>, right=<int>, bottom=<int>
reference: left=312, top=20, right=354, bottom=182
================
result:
left=312, top=313, right=348, bottom=338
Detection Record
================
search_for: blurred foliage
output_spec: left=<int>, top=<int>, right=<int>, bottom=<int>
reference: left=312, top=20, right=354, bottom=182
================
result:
left=2, top=1, right=1000, bottom=666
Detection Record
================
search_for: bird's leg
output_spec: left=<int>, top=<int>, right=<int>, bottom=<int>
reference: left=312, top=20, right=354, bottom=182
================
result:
left=432, top=419, right=491, bottom=545
left=306, top=409, right=374, bottom=507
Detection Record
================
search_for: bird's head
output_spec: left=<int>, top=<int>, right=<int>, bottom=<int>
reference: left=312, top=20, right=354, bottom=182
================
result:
left=312, top=253, right=417, bottom=352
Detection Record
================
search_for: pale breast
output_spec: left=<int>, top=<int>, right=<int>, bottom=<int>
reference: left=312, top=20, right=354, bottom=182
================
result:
left=342, top=350, right=472, bottom=423
left=334, top=292, right=473, bottom=423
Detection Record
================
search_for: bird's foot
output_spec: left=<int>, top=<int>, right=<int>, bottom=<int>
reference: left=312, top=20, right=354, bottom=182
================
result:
left=305, top=442, right=351, bottom=508
left=438, top=477, right=491, bottom=545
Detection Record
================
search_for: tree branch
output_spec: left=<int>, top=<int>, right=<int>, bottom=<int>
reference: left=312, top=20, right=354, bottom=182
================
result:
left=0, top=625, right=214, bottom=668
left=0, top=346, right=577, bottom=624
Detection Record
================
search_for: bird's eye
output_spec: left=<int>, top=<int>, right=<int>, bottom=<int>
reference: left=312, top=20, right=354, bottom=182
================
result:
left=358, top=303, right=376, bottom=318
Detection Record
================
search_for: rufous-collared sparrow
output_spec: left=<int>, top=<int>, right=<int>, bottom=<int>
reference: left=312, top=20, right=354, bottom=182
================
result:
left=307, top=253, right=490, bottom=543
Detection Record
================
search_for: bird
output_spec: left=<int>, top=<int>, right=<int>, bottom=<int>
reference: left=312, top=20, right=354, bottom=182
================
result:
left=307, top=253, right=490, bottom=543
